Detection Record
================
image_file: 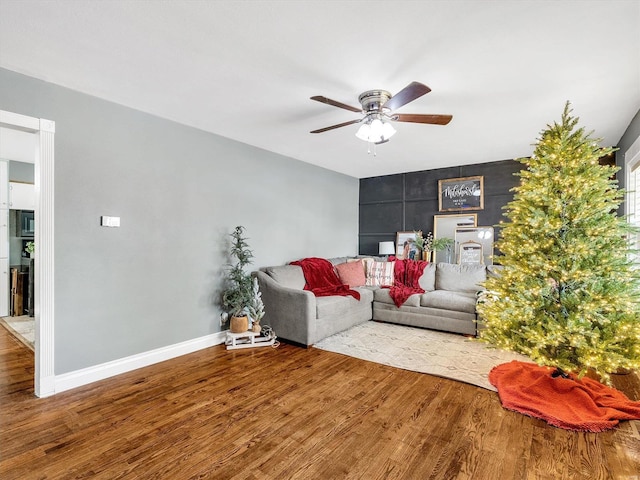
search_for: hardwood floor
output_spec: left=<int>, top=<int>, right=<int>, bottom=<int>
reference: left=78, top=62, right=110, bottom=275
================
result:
left=1, top=327, right=639, bottom=480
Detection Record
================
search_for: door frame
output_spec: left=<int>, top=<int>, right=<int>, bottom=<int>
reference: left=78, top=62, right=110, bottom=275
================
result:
left=0, top=109, right=55, bottom=397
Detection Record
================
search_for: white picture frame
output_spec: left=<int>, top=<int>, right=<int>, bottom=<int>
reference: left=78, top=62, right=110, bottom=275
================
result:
left=459, top=241, right=483, bottom=264
left=433, top=214, right=477, bottom=263
left=395, top=231, right=420, bottom=260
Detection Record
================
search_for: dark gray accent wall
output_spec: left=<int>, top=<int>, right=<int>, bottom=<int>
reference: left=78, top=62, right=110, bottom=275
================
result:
left=359, top=160, right=522, bottom=255
left=0, top=68, right=359, bottom=375
left=616, top=107, right=640, bottom=192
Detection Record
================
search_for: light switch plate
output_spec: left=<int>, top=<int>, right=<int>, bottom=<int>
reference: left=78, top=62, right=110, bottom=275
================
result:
left=100, top=216, right=120, bottom=227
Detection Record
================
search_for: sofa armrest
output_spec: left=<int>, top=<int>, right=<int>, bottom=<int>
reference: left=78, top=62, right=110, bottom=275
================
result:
left=253, top=271, right=316, bottom=346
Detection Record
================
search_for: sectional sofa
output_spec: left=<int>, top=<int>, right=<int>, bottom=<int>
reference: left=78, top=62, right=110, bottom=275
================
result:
left=254, top=258, right=496, bottom=346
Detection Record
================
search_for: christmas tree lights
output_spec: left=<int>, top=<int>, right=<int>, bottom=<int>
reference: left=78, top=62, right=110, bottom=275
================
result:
left=477, top=103, right=640, bottom=384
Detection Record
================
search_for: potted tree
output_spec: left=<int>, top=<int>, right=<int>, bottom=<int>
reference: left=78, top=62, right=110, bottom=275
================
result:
left=248, top=277, right=265, bottom=333
left=222, top=226, right=255, bottom=333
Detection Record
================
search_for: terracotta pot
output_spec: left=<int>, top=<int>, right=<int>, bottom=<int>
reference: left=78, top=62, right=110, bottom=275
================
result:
left=230, top=316, right=249, bottom=333
left=252, top=323, right=262, bottom=334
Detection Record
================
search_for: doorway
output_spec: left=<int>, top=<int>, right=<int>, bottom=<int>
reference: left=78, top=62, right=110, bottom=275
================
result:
left=0, top=159, right=36, bottom=351
left=0, top=110, right=55, bottom=397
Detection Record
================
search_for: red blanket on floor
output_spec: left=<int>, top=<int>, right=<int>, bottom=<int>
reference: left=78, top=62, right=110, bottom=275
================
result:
left=290, top=257, right=360, bottom=300
left=386, top=258, right=428, bottom=307
left=489, top=360, right=640, bottom=432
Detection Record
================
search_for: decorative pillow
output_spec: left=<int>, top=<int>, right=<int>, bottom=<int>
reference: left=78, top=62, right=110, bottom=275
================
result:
left=335, top=260, right=366, bottom=287
left=353, top=256, right=375, bottom=275
left=366, top=261, right=395, bottom=287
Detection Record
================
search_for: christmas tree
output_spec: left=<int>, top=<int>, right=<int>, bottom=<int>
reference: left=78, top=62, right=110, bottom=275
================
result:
left=478, top=103, right=640, bottom=384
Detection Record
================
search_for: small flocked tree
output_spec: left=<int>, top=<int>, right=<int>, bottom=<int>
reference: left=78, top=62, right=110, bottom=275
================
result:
left=478, top=103, right=640, bottom=384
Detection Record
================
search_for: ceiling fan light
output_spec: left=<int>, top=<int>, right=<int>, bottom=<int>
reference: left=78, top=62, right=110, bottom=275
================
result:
left=382, top=121, right=396, bottom=139
left=355, top=123, right=371, bottom=141
left=370, top=118, right=383, bottom=136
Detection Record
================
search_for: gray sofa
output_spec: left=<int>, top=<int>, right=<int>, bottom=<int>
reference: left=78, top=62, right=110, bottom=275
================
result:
left=372, top=262, right=487, bottom=336
left=254, top=260, right=493, bottom=346
left=253, top=264, right=373, bottom=346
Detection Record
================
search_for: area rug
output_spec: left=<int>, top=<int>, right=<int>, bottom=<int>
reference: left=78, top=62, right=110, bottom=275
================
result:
left=314, top=321, right=530, bottom=391
left=490, top=360, right=640, bottom=432
left=0, top=315, right=35, bottom=351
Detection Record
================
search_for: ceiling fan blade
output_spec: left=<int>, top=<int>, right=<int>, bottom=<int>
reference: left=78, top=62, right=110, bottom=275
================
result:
left=393, top=113, right=453, bottom=125
left=310, top=119, right=361, bottom=134
left=311, top=96, right=362, bottom=113
left=383, top=82, right=431, bottom=111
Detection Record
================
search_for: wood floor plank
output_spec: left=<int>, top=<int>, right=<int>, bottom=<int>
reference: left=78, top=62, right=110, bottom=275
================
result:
left=1, top=326, right=639, bottom=479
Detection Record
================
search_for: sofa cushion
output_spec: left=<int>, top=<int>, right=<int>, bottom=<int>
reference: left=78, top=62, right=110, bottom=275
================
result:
left=435, top=263, right=486, bottom=293
left=328, top=257, right=349, bottom=266
left=374, top=288, right=420, bottom=307
left=315, top=287, right=373, bottom=319
left=365, top=261, right=395, bottom=287
left=335, top=259, right=366, bottom=287
left=418, top=263, right=436, bottom=291
left=266, top=265, right=306, bottom=290
left=420, top=290, right=477, bottom=314
left=487, top=264, right=504, bottom=278
left=352, top=287, right=374, bottom=303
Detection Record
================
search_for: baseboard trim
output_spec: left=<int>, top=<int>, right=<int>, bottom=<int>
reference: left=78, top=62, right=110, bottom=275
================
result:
left=53, top=331, right=228, bottom=395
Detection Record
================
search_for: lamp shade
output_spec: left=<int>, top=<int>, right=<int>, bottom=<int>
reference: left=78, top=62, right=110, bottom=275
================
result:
left=378, top=241, right=395, bottom=255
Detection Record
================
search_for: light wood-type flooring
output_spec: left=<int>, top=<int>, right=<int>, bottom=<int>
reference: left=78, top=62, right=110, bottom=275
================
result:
left=1, top=326, right=639, bottom=479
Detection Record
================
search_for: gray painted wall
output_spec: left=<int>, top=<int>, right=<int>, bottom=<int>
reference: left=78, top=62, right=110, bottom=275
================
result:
left=9, top=161, right=35, bottom=183
left=0, top=68, right=359, bottom=374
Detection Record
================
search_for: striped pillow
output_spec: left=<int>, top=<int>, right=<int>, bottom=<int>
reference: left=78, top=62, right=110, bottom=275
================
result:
left=366, top=261, right=395, bottom=287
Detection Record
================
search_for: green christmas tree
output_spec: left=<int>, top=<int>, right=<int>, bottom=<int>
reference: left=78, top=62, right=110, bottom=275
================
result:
left=477, top=103, right=640, bottom=384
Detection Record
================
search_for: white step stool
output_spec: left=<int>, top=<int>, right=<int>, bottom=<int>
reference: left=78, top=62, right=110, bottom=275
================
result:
left=226, top=330, right=276, bottom=350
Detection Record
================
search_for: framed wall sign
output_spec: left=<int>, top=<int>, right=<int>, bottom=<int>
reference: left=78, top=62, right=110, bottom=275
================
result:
left=455, top=226, right=495, bottom=265
left=438, top=176, right=484, bottom=212
left=433, top=214, right=477, bottom=263
left=459, top=241, right=483, bottom=264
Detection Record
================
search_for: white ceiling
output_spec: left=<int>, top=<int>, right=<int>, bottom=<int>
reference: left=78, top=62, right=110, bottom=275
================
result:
left=0, top=0, right=638, bottom=179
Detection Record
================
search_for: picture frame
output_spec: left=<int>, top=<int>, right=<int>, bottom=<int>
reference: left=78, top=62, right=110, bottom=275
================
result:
left=459, top=241, right=483, bottom=264
left=438, top=176, right=484, bottom=212
left=433, top=214, right=477, bottom=263
left=454, top=226, right=495, bottom=265
left=395, top=231, right=420, bottom=260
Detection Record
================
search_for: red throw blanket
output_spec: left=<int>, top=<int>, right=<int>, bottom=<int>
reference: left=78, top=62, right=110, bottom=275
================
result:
left=290, top=257, right=360, bottom=300
left=386, top=259, right=428, bottom=307
left=489, top=360, right=640, bottom=432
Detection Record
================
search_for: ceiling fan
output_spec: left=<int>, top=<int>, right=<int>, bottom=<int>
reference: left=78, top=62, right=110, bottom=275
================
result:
left=310, top=81, right=452, bottom=145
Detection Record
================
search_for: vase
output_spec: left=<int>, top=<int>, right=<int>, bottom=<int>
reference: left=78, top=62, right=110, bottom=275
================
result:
left=422, top=250, right=434, bottom=262
left=444, top=246, right=453, bottom=264
left=230, top=316, right=249, bottom=333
